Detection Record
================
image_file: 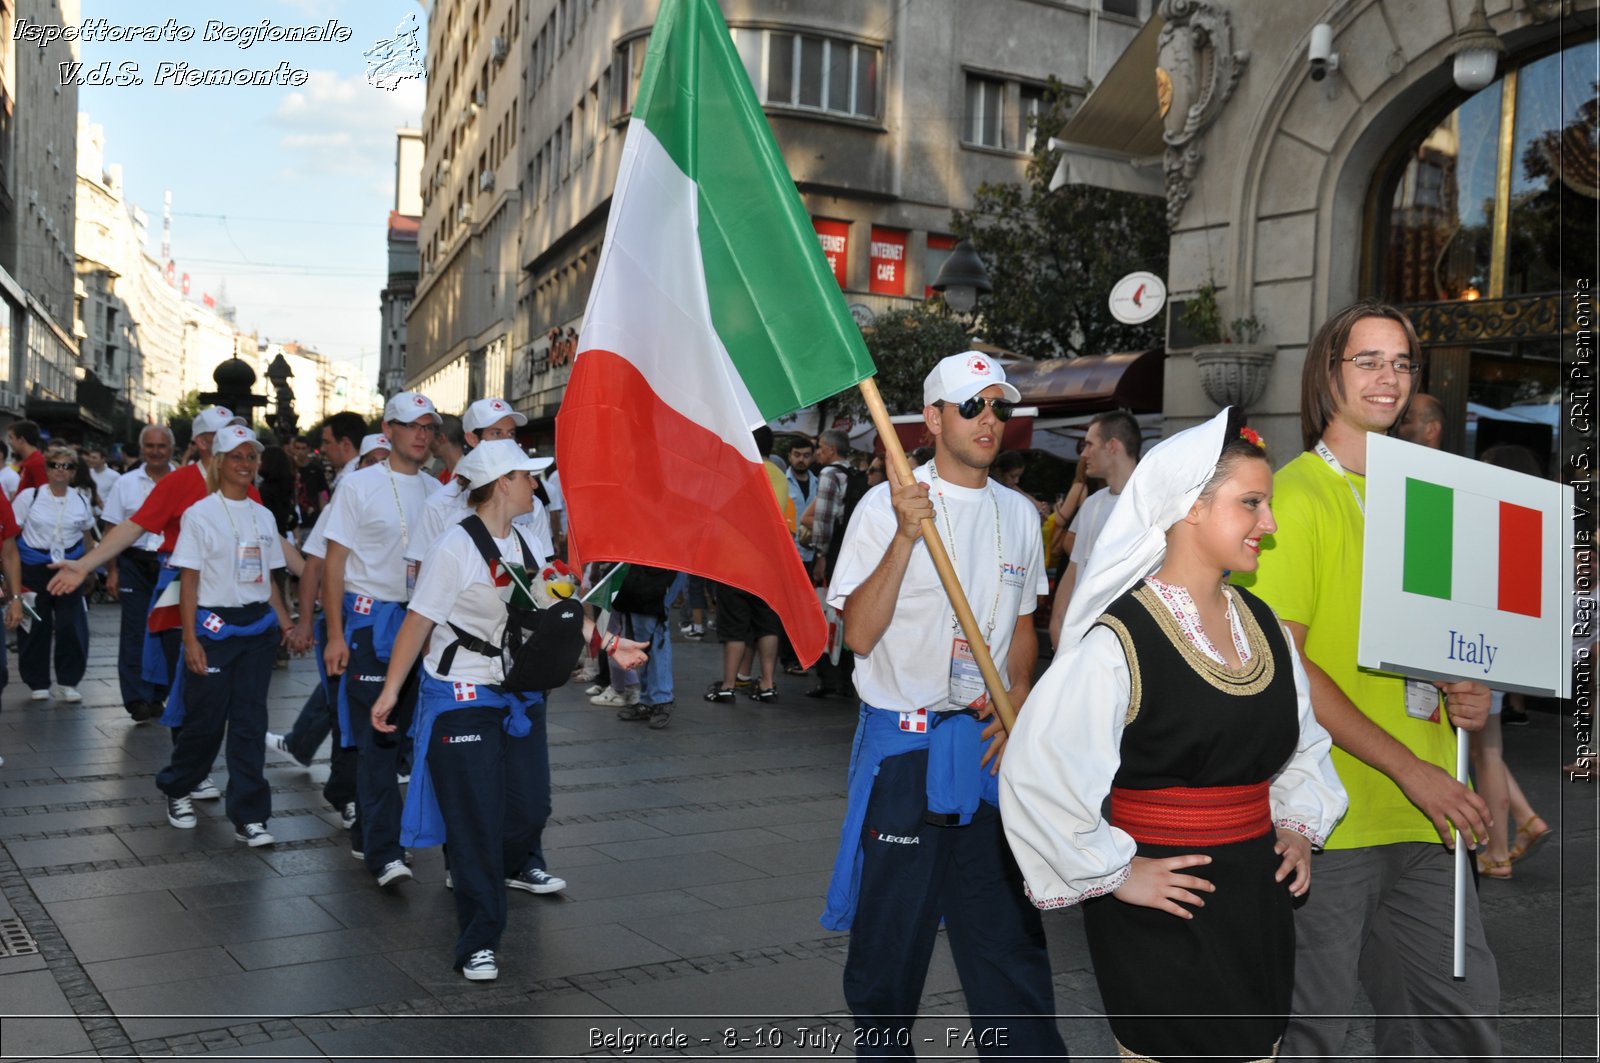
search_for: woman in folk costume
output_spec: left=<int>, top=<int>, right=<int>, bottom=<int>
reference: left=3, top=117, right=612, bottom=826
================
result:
left=370, top=440, right=648, bottom=983
left=1000, top=408, right=1347, bottom=1062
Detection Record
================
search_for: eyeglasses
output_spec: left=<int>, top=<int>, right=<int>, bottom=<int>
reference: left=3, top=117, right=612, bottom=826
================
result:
left=939, top=396, right=1015, bottom=422
left=47, top=462, right=76, bottom=471
left=1342, top=354, right=1419, bottom=375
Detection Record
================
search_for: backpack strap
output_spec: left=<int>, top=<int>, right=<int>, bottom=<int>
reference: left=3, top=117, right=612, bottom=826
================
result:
left=436, top=515, right=539, bottom=676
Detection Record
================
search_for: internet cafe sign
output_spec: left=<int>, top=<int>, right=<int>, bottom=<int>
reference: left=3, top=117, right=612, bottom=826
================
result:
left=1359, top=435, right=1573, bottom=698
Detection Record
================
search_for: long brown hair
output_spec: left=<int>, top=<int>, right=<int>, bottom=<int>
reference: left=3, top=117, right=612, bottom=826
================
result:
left=1300, top=300, right=1422, bottom=452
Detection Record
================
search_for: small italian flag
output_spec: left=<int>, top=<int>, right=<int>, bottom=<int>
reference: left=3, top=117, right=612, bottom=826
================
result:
left=1402, top=477, right=1542, bottom=617
left=555, top=0, right=876, bottom=666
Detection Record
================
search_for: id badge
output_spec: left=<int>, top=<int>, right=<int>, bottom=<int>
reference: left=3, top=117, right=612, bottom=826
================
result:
left=235, top=544, right=264, bottom=584
left=1404, top=678, right=1440, bottom=722
left=405, top=560, right=419, bottom=598
left=49, top=543, right=64, bottom=563
left=947, top=637, right=989, bottom=712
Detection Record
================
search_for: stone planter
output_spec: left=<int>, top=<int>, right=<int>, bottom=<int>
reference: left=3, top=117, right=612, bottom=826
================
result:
left=1190, top=343, right=1276, bottom=410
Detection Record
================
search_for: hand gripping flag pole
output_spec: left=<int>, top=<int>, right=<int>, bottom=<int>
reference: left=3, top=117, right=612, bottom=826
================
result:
left=857, top=377, right=1018, bottom=735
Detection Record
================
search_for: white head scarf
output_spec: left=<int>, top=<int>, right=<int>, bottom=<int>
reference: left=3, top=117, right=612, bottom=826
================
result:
left=1056, top=407, right=1233, bottom=649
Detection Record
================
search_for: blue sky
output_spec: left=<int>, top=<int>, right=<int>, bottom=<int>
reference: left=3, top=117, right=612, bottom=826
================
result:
left=77, top=0, right=427, bottom=386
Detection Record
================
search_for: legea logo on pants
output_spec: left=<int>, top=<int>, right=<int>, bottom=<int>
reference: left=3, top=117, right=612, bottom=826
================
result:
left=441, top=734, right=483, bottom=744
left=356, top=674, right=385, bottom=683
left=868, top=828, right=920, bottom=845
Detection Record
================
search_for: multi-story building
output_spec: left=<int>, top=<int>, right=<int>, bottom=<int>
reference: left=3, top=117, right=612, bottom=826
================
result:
left=379, top=128, right=423, bottom=397
left=75, top=116, right=237, bottom=436
left=407, top=0, right=1152, bottom=437
left=0, top=0, right=81, bottom=430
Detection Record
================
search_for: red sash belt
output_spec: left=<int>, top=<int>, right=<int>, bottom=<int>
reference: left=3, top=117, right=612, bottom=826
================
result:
left=1109, top=782, right=1272, bottom=847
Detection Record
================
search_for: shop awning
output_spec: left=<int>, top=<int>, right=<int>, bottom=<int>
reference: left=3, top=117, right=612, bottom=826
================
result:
left=1049, top=16, right=1166, bottom=196
left=1003, top=348, right=1165, bottom=415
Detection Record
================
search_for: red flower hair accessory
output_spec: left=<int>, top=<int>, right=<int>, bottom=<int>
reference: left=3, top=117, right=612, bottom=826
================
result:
left=1239, top=427, right=1266, bottom=450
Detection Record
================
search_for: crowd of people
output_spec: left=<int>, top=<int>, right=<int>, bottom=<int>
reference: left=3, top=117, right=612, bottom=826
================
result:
left=0, top=296, right=1580, bottom=1052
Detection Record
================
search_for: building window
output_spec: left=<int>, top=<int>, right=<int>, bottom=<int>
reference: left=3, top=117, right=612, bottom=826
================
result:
left=730, top=28, right=880, bottom=120
left=1018, top=83, right=1045, bottom=153
left=965, top=75, right=1004, bottom=148
left=612, top=35, right=649, bottom=118
left=1101, top=0, right=1141, bottom=17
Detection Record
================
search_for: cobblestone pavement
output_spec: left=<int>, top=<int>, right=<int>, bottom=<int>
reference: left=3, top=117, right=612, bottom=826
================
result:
left=0, top=603, right=1593, bottom=1060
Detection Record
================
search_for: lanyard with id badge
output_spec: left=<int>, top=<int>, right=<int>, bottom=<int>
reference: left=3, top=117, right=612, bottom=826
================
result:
left=930, top=466, right=1004, bottom=712
left=1316, top=441, right=1442, bottom=723
left=384, top=462, right=418, bottom=600
left=220, top=499, right=265, bottom=584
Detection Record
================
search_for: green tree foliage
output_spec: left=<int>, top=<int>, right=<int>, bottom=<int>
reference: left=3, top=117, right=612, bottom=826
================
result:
left=168, top=390, right=204, bottom=448
left=951, top=78, right=1169, bottom=359
left=837, top=300, right=973, bottom=419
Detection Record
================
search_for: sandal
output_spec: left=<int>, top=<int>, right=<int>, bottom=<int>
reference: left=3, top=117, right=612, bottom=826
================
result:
left=1476, top=853, right=1513, bottom=880
left=1508, top=815, right=1551, bottom=863
left=703, top=683, right=736, bottom=703
left=749, top=686, right=777, bottom=703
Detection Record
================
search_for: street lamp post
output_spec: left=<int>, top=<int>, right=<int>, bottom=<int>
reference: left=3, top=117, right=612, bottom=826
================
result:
left=265, top=354, right=297, bottom=442
left=930, top=239, right=994, bottom=323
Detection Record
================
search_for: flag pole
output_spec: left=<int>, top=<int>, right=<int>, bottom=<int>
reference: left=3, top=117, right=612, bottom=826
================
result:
left=1452, top=724, right=1469, bottom=979
left=857, top=376, right=1018, bottom=735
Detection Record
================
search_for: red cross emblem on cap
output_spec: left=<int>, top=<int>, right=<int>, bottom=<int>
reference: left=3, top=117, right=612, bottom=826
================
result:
left=969, top=358, right=988, bottom=373
left=414, top=395, right=427, bottom=406
left=217, top=406, right=232, bottom=417
left=491, top=400, right=504, bottom=410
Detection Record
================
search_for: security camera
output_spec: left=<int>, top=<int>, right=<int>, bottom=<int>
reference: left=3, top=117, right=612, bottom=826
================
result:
left=1308, top=23, right=1340, bottom=82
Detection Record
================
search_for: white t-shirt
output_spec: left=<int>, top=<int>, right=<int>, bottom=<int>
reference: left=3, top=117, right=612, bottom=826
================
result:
left=321, top=461, right=440, bottom=602
left=88, top=465, right=121, bottom=509
left=300, top=506, right=332, bottom=560
left=1068, top=486, right=1119, bottom=568
left=13, top=486, right=97, bottom=554
left=169, top=493, right=286, bottom=608
left=103, top=464, right=175, bottom=552
left=828, top=462, right=1048, bottom=712
left=544, top=469, right=564, bottom=533
left=410, top=523, right=546, bottom=685
left=0, top=465, right=18, bottom=500
left=332, top=457, right=358, bottom=489
left=404, top=479, right=554, bottom=563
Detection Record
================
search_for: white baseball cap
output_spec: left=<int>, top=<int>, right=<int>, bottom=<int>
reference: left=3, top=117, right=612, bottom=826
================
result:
left=382, top=391, right=441, bottom=425
left=358, top=433, right=391, bottom=458
left=462, top=397, right=527, bottom=434
left=922, top=351, right=1021, bottom=407
left=213, top=424, right=264, bottom=455
left=192, top=405, right=247, bottom=436
left=454, top=439, right=554, bottom=489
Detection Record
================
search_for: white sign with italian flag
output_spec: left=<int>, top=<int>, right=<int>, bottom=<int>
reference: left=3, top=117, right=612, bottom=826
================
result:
left=1360, top=434, right=1573, bottom=698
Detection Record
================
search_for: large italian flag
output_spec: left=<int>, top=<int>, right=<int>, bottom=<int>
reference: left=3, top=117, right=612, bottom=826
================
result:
left=1402, top=477, right=1543, bottom=617
left=555, top=0, right=875, bottom=665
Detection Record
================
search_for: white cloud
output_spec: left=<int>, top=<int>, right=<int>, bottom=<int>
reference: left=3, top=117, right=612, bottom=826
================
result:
left=271, top=69, right=423, bottom=179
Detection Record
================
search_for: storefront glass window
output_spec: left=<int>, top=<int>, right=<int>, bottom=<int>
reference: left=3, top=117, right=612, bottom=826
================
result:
left=1506, top=44, right=1597, bottom=295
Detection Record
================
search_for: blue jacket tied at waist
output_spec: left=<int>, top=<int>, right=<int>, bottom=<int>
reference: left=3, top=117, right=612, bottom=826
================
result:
left=820, top=704, right=997, bottom=931
left=401, top=673, right=541, bottom=848
left=161, top=603, right=278, bottom=727
left=335, top=593, right=408, bottom=748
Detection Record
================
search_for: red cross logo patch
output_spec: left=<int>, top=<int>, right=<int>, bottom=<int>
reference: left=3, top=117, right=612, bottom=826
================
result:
left=201, top=613, right=224, bottom=633
left=453, top=682, right=477, bottom=702
left=353, top=595, right=373, bottom=615
left=898, top=708, right=928, bottom=733
left=966, top=354, right=989, bottom=374
left=414, top=395, right=428, bottom=407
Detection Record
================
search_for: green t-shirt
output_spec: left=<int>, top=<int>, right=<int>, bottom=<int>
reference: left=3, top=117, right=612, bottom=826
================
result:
left=1233, top=450, right=1456, bottom=849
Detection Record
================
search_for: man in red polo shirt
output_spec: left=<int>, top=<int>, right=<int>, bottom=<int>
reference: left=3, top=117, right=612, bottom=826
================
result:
left=7, top=421, right=45, bottom=498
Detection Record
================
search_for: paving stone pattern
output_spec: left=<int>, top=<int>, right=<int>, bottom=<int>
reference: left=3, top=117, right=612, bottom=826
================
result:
left=0, top=605, right=1592, bottom=1061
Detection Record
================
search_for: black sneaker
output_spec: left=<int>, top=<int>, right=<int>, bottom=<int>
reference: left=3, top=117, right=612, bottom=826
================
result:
left=647, top=703, right=673, bottom=729
left=704, top=683, right=735, bottom=703
left=749, top=687, right=777, bottom=703
left=617, top=703, right=655, bottom=722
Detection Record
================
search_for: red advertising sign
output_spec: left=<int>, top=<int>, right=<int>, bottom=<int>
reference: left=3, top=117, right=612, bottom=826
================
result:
left=813, top=217, right=849, bottom=289
left=868, top=226, right=907, bottom=296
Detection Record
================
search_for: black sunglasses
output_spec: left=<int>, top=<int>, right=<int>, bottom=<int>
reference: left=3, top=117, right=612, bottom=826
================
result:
left=940, top=396, right=1015, bottom=422
left=47, top=461, right=77, bottom=470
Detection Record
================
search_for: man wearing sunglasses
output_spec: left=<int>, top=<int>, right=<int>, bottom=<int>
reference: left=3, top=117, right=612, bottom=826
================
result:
left=821, top=352, right=1066, bottom=1056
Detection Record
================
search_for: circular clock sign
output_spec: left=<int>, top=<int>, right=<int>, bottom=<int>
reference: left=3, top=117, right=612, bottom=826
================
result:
left=1108, top=271, right=1167, bottom=325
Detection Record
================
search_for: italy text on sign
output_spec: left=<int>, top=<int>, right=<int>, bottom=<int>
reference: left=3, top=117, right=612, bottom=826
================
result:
left=1359, top=434, right=1573, bottom=697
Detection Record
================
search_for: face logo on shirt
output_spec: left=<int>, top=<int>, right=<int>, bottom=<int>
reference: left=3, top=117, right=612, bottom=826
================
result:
left=999, top=561, right=1028, bottom=589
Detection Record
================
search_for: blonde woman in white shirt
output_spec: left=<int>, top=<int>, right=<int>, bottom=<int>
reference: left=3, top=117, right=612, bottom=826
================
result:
left=14, top=444, right=98, bottom=701
left=155, top=426, right=298, bottom=846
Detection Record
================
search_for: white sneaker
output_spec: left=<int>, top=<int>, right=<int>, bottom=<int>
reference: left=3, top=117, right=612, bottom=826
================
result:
left=266, top=731, right=290, bottom=754
left=583, top=682, right=604, bottom=696
left=589, top=686, right=639, bottom=707
left=29, top=690, right=49, bottom=702
left=59, top=686, right=82, bottom=703
left=166, top=795, right=196, bottom=829
left=462, top=948, right=498, bottom=981
left=190, top=777, right=221, bottom=800
left=443, top=869, right=453, bottom=890
left=376, top=859, right=413, bottom=887
left=396, top=772, right=411, bottom=785
left=234, top=822, right=274, bottom=847
left=340, top=801, right=358, bottom=829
